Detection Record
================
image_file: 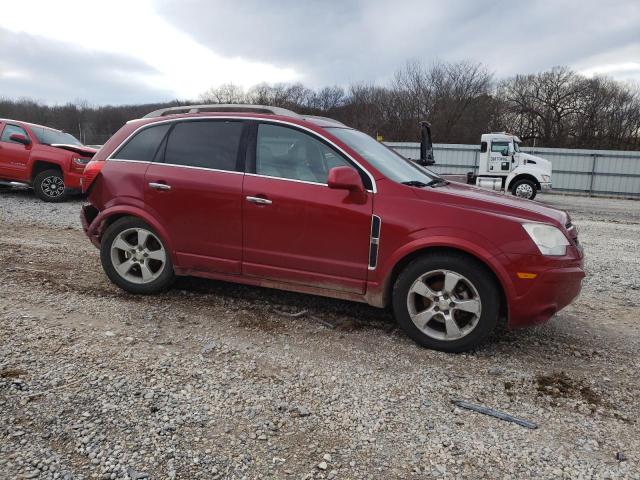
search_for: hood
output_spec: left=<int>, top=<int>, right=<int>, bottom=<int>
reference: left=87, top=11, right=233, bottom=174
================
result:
left=518, top=152, right=552, bottom=174
left=414, top=181, right=567, bottom=226
left=50, top=144, right=97, bottom=157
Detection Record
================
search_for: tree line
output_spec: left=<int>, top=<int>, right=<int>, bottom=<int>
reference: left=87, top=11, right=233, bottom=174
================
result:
left=1, top=62, right=639, bottom=150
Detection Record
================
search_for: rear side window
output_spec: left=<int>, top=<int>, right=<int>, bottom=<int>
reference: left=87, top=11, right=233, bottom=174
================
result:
left=164, top=120, right=243, bottom=171
left=1, top=124, right=28, bottom=143
left=113, top=124, right=171, bottom=161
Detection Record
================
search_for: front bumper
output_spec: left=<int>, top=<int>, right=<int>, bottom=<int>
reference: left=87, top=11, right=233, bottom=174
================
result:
left=64, top=171, right=84, bottom=190
left=540, top=182, right=552, bottom=191
left=502, top=251, right=585, bottom=328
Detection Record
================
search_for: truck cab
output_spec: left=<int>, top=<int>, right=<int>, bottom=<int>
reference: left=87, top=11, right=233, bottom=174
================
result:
left=477, top=132, right=552, bottom=200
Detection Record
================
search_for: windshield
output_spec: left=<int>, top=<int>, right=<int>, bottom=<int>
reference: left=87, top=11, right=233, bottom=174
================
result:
left=326, top=127, right=439, bottom=184
left=31, top=127, right=82, bottom=146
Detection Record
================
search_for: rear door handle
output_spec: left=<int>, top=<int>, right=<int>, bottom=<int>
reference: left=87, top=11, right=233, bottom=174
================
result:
left=149, top=182, right=171, bottom=191
left=246, top=196, right=272, bottom=205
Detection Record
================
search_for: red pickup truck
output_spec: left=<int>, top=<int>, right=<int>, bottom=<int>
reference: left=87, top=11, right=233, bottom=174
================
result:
left=0, top=119, right=97, bottom=202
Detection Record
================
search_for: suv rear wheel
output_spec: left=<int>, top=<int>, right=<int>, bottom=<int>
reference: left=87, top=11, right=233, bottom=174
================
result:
left=34, top=169, right=68, bottom=202
left=392, top=253, right=500, bottom=352
left=101, top=217, right=174, bottom=294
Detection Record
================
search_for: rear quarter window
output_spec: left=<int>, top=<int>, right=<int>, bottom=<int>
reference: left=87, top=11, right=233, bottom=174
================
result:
left=112, top=124, right=171, bottom=161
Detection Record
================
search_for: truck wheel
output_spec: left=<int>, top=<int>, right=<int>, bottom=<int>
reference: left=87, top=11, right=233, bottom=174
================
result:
left=392, top=253, right=500, bottom=353
left=511, top=179, right=537, bottom=200
left=33, top=169, right=68, bottom=202
left=100, top=217, right=175, bottom=294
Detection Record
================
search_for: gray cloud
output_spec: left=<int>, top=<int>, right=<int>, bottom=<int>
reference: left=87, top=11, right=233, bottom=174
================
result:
left=156, top=0, right=640, bottom=85
left=0, top=28, right=174, bottom=105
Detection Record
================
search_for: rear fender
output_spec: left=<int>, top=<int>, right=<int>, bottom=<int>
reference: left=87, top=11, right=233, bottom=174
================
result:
left=88, top=205, right=176, bottom=263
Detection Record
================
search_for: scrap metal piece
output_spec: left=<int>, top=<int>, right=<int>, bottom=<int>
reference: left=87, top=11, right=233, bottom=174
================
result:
left=452, top=400, right=538, bottom=429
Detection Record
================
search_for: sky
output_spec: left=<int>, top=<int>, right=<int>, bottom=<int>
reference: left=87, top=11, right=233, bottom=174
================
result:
left=0, top=0, right=638, bottom=105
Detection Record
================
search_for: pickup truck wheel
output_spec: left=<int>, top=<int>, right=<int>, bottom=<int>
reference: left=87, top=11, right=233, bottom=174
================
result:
left=511, top=179, right=537, bottom=200
left=100, top=217, right=175, bottom=294
left=33, top=169, right=68, bottom=202
left=392, top=253, right=500, bottom=352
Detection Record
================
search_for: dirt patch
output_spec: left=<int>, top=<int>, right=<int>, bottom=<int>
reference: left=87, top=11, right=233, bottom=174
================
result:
left=0, top=368, right=28, bottom=378
left=536, top=371, right=603, bottom=405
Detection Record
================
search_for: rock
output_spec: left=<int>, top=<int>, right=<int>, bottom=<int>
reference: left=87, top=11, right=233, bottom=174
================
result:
left=127, top=467, right=149, bottom=479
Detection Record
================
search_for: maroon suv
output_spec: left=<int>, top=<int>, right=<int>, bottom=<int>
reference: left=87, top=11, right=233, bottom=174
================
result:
left=81, top=105, right=584, bottom=352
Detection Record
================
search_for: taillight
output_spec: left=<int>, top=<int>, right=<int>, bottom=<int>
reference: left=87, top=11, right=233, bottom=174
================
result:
left=82, top=160, right=105, bottom=193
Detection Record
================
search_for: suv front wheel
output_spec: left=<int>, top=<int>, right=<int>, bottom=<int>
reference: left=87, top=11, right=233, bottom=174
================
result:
left=101, top=217, right=175, bottom=294
left=393, top=253, right=500, bottom=352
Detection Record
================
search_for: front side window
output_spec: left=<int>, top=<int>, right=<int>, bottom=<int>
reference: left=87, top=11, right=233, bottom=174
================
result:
left=164, top=121, right=243, bottom=171
left=1, top=124, right=28, bottom=143
left=256, top=123, right=351, bottom=184
left=491, top=141, right=510, bottom=153
left=113, top=124, right=171, bottom=162
left=327, top=127, right=438, bottom=185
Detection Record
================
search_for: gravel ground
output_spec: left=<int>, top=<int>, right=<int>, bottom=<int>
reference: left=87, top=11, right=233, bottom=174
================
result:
left=1, top=188, right=639, bottom=479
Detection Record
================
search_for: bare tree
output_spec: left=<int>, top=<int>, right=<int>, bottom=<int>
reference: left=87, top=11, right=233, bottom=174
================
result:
left=199, top=83, right=246, bottom=104
left=2, top=62, right=639, bottom=148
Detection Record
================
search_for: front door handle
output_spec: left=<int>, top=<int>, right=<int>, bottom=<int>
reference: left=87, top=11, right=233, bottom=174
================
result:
left=149, top=182, right=171, bottom=191
left=246, top=196, right=272, bottom=205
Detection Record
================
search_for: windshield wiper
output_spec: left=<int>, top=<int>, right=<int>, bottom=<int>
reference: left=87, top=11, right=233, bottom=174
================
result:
left=425, top=178, right=449, bottom=187
left=401, top=180, right=430, bottom=187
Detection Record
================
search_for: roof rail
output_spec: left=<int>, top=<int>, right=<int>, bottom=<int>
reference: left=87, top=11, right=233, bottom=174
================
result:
left=302, top=115, right=346, bottom=127
left=142, top=104, right=302, bottom=119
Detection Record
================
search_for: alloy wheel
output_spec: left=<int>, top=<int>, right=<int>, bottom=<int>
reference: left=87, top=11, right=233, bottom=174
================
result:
left=110, top=228, right=166, bottom=284
left=406, top=269, right=482, bottom=341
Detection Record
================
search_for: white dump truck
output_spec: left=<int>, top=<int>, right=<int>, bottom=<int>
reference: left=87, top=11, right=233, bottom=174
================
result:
left=417, top=122, right=552, bottom=200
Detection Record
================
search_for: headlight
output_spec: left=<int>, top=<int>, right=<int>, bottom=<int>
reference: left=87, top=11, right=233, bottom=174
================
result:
left=541, top=175, right=551, bottom=182
left=73, top=157, right=91, bottom=166
left=522, top=223, right=569, bottom=256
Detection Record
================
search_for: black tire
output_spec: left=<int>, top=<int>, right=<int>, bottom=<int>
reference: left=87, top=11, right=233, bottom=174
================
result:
left=100, top=217, right=175, bottom=294
left=392, top=252, right=500, bottom=353
left=510, top=179, right=537, bottom=200
left=33, top=169, right=69, bottom=202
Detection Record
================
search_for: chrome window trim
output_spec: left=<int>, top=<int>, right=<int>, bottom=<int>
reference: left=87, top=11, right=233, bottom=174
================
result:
left=106, top=115, right=377, bottom=193
left=110, top=158, right=245, bottom=176
left=245, top=172, right=327, bottom=187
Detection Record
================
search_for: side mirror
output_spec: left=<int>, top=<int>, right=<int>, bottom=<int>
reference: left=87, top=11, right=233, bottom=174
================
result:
left=9, top=133, right=30, bottom=146
left=327, top=166, right=365, bottom=193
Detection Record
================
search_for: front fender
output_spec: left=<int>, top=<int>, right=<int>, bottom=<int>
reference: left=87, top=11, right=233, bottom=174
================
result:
left=369, top=228, right=516, bottom=309
left=506, top=166, right=546, bottom=190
